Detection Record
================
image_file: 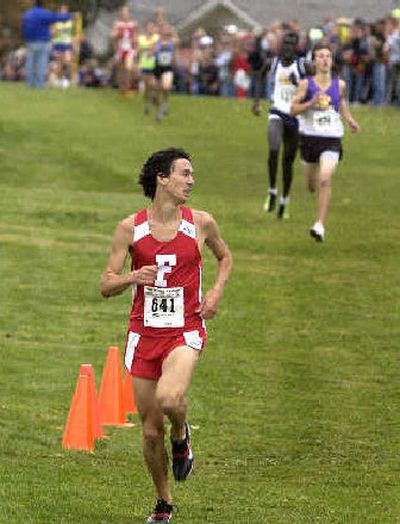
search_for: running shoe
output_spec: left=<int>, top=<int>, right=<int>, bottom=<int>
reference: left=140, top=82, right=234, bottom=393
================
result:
left=172, top=422, right=193, bottom=481
left=156, top=103, right=168, bottom=121
left=277, top=202, right=290, bottom=219
left=147, top=499, right=173, bottom=523
left=263, top=193, right=277, bottom=212
left=310, top=222, right=325, bottom=242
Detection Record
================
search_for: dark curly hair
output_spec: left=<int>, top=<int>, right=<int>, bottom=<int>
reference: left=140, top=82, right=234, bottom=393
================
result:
left=139, top=148, right=191, bottom=200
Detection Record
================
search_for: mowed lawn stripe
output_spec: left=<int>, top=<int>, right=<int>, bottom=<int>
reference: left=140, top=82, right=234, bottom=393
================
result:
left=0, top=83, right=399, bottom=523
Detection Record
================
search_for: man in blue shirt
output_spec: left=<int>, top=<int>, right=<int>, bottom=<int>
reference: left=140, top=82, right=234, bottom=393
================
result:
left=22, top=0, right=73, bottom=88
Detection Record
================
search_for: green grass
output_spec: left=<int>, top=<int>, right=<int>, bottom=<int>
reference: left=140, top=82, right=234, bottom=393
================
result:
left=0, top=82, right=399, bottom=523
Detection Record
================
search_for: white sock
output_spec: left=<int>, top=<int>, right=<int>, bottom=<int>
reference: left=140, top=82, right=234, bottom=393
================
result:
left=269, top=187, right=278, bottom=196
left=313, top=221, right=325, bottom=234
left=280, top=196, right=290, bottom=205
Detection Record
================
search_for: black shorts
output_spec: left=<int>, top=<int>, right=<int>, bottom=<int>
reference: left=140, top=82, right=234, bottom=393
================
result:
left=300, top=135, right=343, bottom=164
left=154, top=66, right=173, bottom=79
left=269, top=108, right=299, bottom=135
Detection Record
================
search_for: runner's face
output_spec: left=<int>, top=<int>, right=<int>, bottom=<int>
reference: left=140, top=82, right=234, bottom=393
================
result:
left=314, top=49, right=332, bottom=73
left=164, top=158, right=194, bottom=203
left=281, top=42, right=296, bottom=64
left=121, top=6, right=130, bottom=21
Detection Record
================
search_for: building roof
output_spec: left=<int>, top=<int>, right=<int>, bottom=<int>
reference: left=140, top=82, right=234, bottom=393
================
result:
left=87, top=0, right=396, bottom=55
left=176, top=0, right=260, bottom=41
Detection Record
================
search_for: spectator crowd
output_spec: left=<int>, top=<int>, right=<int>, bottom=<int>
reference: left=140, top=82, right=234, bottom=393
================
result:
left=1, top=3, right=400, bottom=105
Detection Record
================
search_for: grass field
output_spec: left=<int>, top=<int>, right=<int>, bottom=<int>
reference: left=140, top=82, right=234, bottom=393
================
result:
left=0, top=82, right=399, bottom=524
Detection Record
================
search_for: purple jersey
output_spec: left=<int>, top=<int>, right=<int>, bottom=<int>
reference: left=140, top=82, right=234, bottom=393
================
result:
left=299, top=76, right=344, bottom=138
left=303, top=76, right=340, bottom=111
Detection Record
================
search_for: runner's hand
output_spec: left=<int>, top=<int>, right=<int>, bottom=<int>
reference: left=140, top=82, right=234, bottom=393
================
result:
left=196, top=288, right=221, bottom=319
left=132, top=265, right=158, bottom=285
left=348, top=118, right=360, bottom=133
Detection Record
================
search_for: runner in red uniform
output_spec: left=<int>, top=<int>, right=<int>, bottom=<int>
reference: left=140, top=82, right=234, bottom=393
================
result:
left=110, top=5, right=138, bottom=94
left=100, top=148, right=232, bottom=523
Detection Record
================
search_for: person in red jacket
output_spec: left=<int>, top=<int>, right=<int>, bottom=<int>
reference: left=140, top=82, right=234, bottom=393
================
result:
left=231, top=35, right=251, bottom=98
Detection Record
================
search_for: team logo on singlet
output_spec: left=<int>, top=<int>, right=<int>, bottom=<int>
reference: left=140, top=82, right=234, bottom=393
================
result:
left=317, top=94, right=332, bottom=110
left=144, top=254, right=184, bottom=328
left=279, top=73, right=292, bottom=85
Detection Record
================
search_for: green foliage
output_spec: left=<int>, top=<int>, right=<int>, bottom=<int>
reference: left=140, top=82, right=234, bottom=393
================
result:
left=0, top=83, right=399, bottom=523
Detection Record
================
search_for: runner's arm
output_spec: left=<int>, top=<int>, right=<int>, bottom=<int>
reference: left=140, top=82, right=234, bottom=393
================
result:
left=290, top=78, right=318, bottom=116
left=110, top=22, right=119, bottom=40
left=339, top=80, right=360, bottom=133
left=196, top=213, right=232, bottom=319
left=100, top=220, right=157, bottom=298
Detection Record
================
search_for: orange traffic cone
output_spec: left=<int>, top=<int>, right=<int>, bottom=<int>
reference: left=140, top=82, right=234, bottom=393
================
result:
left=79, top=364, right=104, bottom=439
left=123, top=369, right=138, bottom=416
left=98, top=346, right=125, bottom=426
left=62, top=374, right=94, bottom=451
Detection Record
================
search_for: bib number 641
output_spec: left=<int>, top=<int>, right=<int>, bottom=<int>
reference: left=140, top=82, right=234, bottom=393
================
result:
left=144, top=286, right=184, bottom=328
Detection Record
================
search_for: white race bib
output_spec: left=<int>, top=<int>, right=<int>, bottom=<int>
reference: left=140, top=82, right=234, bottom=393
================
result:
left=313, top=110, right=333, bottom=132
left=144, top=286, right=184, bottom=328
left=121, top=37, right=131, bottom=51
left=279, top=85, right=294, bottom=103
left=158, top=51, right=172, bottom=66
left=233, top=69, right=250, bottom=90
